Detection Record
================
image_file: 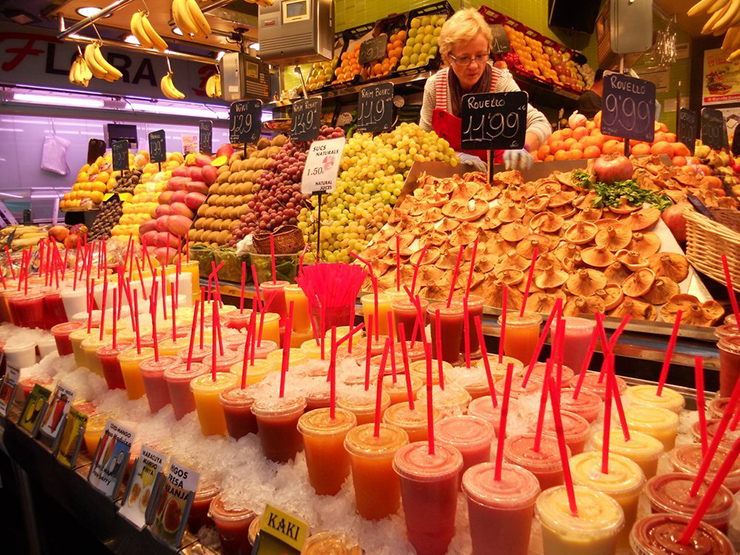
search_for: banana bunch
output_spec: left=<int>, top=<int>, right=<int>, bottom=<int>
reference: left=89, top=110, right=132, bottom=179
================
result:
left=205, top=73, right=222, bottom=98
left=161, top=72, right=186, bottom=99
left=172, top=0, right=211, bottom=39
left=84, top=43, right=123, bottom=82
left=130, top=11, right=168, bottom=52
left=68, top=56, right=93, bottom=87
left=688, top=0, right=740, bottom=59
left=1, top=225, right=48, bottom=251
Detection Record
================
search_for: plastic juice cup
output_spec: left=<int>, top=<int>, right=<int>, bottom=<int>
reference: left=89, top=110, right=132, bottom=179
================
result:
left=191, top=372, right=238, bottom=436
left=427, top=302, right=465, bottom=364
left=208, top=494, right=256, bottom=555
left=302, top=533, right=361, bottom=554
left=260, top=281, right=288, bottom=324
left=382, top=374, right=422, bottom=405
left=300, top=339, right=329, bottom=360
left=3, top=341, right=37, bottom=371
left=447, top=366, right=494, bottom=399
left=163, top=363, right=207, bottom=420
left=462, top=462, right=541, bottom=555
left=536, top=485, right=625, bottom=555
left=96, top=342, right=133, bottom=390
left=81, top=336, right=110, bottom=376
left=708, top=395, right=732, bottom=420
left=494, top=375, right=543, bottom=399
left=298, top=407, right=357, bottom=495
left=392, top=297, right=428, bottom=340
left=560, top=388, right=602, bottom=423
left=625, top=384, right=686, bottom=414
left=449, top=293, right=484, bottom=355
left=0, top=288, right=12, bottom=322
left=8, top=291, right=45, bottom=328
left=284, top=284, right=310, bottom=332
left=226, top=312, right=251, bottom=332
left=61, top=286, right=88, bottom=321
left=409, top=359, right=453, bottom=386
left=204, top=349, right=243, bottom=373
left=251, top=394, right=307, bottom=462
left=549, top=317, right=596, bottom=375
left=569, top=452, right=645, bottom=534
left=37, top=336, right=57, bottom=359
left=504, top=433, right=570, bottom=491
left=140, top=355, right=179, bottom=413
left=178, top=260, right=200, bottom=299
left=692, top=419, right=738, bottom=449
left=531, top=362, right=575, bottom=388
left=247, top=514, right=261, bottom=548
left=361, top=293, right=393, bottom=337
left=69, top=327, right=95, bottom=368
left=436, top=415, right=494, bottom=478
left=139, top=331, right=168, bottom=350
left=670, top=443, right=740, bottom=493
left=83, top=413, right=107, bottom=455
left=187, top=482, right=220, bottom=533
left=251, top=339, right=278, bottom=360
left=51, top=321, right=85, bottom=356
left=43, top=289, right=68, bottom=329
left=540, top=410, right=591, bottom=455
left=590, top=429, right=664, bottom=479
left=177, top=345, right=212, bottom=365
left=264, top=348, right=308, bottom=370
left=630, top=513, right=734, bottom=555
left=383, top=401, right=441, bottom=443
left=475, top=355, right=525, bottom=379
left=718, top=336, right=740, bottom=398
left=499, top=311, right=542, bottom=367
left=625, top=406, right=679, bottom=450
left=393, top=441, right=463, bottom=555
left=254, top=313, right=280, bottom=345
left=158, top=337, right=190, bottom=356
left=344, top=423, right=409, bottom=520
left=337, top=390, right=391, bottom=426
left=117, top=348, right=154, bottom=400
left=219, top=386, right=257, bottom=439
left=466, top=396, right=513, bottom=436
left=228, top=359, right=277, bottom=386
left=570, top=371, right=627, bottom=401
left=415, top=382, right=472, bottom=416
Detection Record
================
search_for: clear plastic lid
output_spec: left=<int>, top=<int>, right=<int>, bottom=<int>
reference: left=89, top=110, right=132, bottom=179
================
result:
left=190, top=371, right=238, bottom=392
left=630, top=513, right=734, bottom=555
left=536, top=485, right=625, bottom=537
left=719, top=335, right=740, bottom=356
left=462, top=462, right=541, bottom=509
left=344, top=423, right=408, bottom=459
left=426, top=301, right=464, bottom=318
left=97, top=342, right=134, bottom=358
left=591, top=430, right=664, bottom=462
left=51, top=321, right=85, bottom=335
left=383, top=401, right=440, bottom=429
left=251, top=394, right=306, bottom=418
left=504, top=433, right=567, bottom=472
left=164, top=362, right=207, bottom=382
left=337, top=390, right=391, bottom=415
left=393, top=442, right=463, bottom=482
left=625, top=406, right=679, bottom=433
left=208, top=494, right=256, bottom=522
left=298, top=407, right=357, bottom=436
left=499, top=311, right=543, bottom=327
left=569, top=452, right=645, bottom=496
left=219, top=386, right=256, bottom=408
left=139, top=355, right=181, bottom=376
left=301, top=532, right=362, bottom=555
left=626, top=385, right=685, bottom=413
left=118, top=347, right=155, bottom=364
left=646, top=473, right=734, bottom=521
left=436, top=415, right=494, bottom=450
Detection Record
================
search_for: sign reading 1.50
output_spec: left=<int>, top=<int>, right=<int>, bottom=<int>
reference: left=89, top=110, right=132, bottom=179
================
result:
left=600, top=73, right=656, bottom=143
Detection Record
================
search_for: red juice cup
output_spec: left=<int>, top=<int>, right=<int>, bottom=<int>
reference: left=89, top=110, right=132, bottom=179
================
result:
left=498, top=311, right=542, bottom=366
left=251, top=395, right=307, bottom=462
left=96, top=342, right=134, bottom=390
left=467, top=396, right=518, bottom=436
left=708, top=396, right=732, bottom=420
left=462, top=462, right=541, bottom=555
left=393, top=442, right=463, bottom=555
left=163, top=363, right=207, bottom=420
left=227, top=312, right=251, bottom=331
left=204, top=349, right=243, bottom=373
left=260, top=280, right=288, bottom=323
left=718, top=336, right=740, bottom=398
left=188, top=482, right=220, bottom=533
left=51, top=321, right=84, bottom=356
left=670, top=444, right=740, bottom=493
left=140, top=355, right=180, bottom=413
left=220, top=386, right=257, bottom=440
left=630, top=514, right=734, bottom=555
left=560, top=388, right=602, bottom=423
left=383, top=401, right=441, bottom=443
left=531, top=362, right=575, bottom=388
left=209, top=494, right=257, bottom=555
left=549, top=317, right=595, bottom=375
left=504, top=433, right=570, bottom=491
left=435, top=415, right=494, bottom=476
left=43, top=288, right=68, bottom=329
left=540, top=410, right=590, bottom=455
left=391, top=297, right=428, bottom=339
left=8, top=291, right=45, bottom=329
left=452, top=293, right=484, bottom=354
left=570, top=371, right=627, bottom=401
left=139, top=331, right=168, bottom=349
left=177, top=345, right=212, bottom=364
left=427, top=302, right=465, bottom=364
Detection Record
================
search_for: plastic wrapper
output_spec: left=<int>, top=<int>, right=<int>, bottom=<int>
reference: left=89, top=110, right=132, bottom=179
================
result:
left=189, top=244, right=215, bottom=278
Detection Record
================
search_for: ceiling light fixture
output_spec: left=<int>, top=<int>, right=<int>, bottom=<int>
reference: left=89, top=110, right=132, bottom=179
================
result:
left=216, top=51, right=226, bottom=61
left=124, top=34, right=140, bottom=45
left=14, top=93, right=105, bottom=109
left=76, top=7, right=102, bottom=18
left=250, top=42, right=260, bottom=51
left=172, top=27, right=184, bottom=36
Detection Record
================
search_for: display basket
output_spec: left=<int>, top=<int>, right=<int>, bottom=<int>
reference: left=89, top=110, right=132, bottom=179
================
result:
left=710, top=207, right=740, bottom=234
left=252, top=225, right=305, bottom=255
left=684, top=205, right=740, bottom=293
left=361, top=13, right=408, bottom=82
left=327, top=22, right=375, bottom=90
left=390, top=1, right=454, bottom=79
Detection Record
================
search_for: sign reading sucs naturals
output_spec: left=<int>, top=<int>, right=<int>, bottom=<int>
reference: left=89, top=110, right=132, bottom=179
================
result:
left=460, top=91, right=528, bottom=150
left=601, top=73, right=656, bottom=143
left=301, top=137, right=346, bottom=194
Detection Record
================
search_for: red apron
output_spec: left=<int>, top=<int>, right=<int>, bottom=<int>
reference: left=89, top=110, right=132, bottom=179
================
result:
left=431, top=67, right=504, bottom=164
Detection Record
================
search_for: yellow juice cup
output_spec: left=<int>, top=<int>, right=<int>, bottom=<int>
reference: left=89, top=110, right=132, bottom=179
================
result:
left=624, top=406, right=679, bottom=450
left=257, top=313, right=281, bottom=345
left=118, top=348, right=154, bottom=400
left=337, top=390, right=392, bottom=425
left=590, top=429, right=664, bottom=479
left=83, top=413, right=107, bottom=455
left=266, top=348, right=308, bottom=368
left=228, top=359, right=277, bottom=385
left=180, top=261, right=201, bottom=299
left=81, top=336, right=110, bottom=376
left=290, top=329, right=314, bottom=348
left=159, top=337, right=191, bottom=356
left=361, top=293, right=392, bottom=336
left=285, top=285, right=310, bottom=332
left=624, top=384, right=685, bottom=414
left=301, top=339, right=326, bottom=360
left=191, top=372, right=238, bottom=436
left=70, top=327, right=97, bottom=369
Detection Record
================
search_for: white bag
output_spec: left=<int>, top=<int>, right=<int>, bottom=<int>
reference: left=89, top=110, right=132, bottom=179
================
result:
left=41, top=134, right=71, bottom=175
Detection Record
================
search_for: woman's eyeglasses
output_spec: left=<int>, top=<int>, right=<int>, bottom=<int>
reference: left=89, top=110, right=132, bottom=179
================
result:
left=449, top=53, right=490, bottom=67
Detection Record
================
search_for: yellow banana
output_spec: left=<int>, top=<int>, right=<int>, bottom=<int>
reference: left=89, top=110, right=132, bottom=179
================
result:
left=215, top=74, right=221, bottom=96
left=161, top=72, right=185, bottom=100
left=689, top=0, right=719, bottom=15
left=713, top=0, right=740, bottom=32
left=131, top=11, right=154, bottom=49
left=729, top=46, right=740, bottom=60
left=173, top=0, right=199, bottom=36
left=186, top=0, right=211, bottom=38
left=703, top=3, right=730, bottom=33
left=79, top=57, right=93, bottom=82
left=92, top=43, right=123, bottom=80
left=68, top=58, right=78, bottom=84
left=708, top=0, right=730, bottom=14
left=205, top=74, right=221, bottom=98
left=141, top=13, right=168, bottom=52
left=84, top=43, right=108, bottom=79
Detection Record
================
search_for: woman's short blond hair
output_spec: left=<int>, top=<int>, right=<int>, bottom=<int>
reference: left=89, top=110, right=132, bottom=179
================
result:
left=439, top=9, right=492, bottom=62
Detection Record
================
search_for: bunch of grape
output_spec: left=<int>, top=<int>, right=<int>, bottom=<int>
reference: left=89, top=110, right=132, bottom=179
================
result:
left=298, top=123, right=458, bottom=263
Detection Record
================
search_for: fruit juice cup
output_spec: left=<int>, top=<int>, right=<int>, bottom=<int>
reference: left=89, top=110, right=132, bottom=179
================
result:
left=536, top=485, right=624, bottom=555
left=499, top=311, right=542, bottom=367
left=475, top=355, right=525, bottom=379
left=466, top=396, right=513, bottom=436
left=187, top=482, right=220, bottom=533
left=590, top=429, right=664, bottom=479
left=83, top=413, right=107, bottom=455
left=3, top=341, right=37, bottom=371
left=260, top=280, right=289, bottom=323
left=81, top=336, right=110, bottom=376
left=8, top=291, right=45, bottom=328
left=177, top=345, right=213, bottom=365
left=179, top=260, right=201, bottom=299
left=450, top=294, right=485, bottom=354
left=670, top=443, right=740, bottom=493
left=289, top=329, right=313, bottom=348
left=463, top=462, right=541, bottom=555
left=692, top=419, right=738, bottom=448
left=394, top=441, right=463, bottom=555
left=228, top=359, right=277, bottom=386
left=158, top=337, right=190, bottom=356
left=166, top=272, right=193, bottom=308
left=226, top=311, right=251, bottom=332
left=409, top=359, right=453, bottom=385
left=560, top=388, right=602, bottom=423
left=504, top=433, right=570, bottom=491
left=436, top=415, right=494, bottom=476
left=255, top=313, right=281, bottom=345
left=569, top=452, right=645, bottom=534
left=139, top=331, right=168, bottom=349
left=248, top=514, right=261, bottom=549
left=118, top=348, right=155, bottom=400
left=540, top=410, right=590, bottom=455
left=383, top=401, right=441, bottom=443
left=530, top=362, right=575, bottom=388
left=570, top=371, right=627, bottom=401
left=51, top=321, right=84, bottom=356
left=43, top=288, right=68, bottom=329
left=96, top=342, right=133, bottom=390
left=302, top=533, right=361, bottom=554
left=427, top=302, right=465, bottom=364
left=37, top=336, right=57, bottom=359
left=447, top=366, right=493, bottom=400
left=337, top=390, right=391, bottom=426
left=251, top=394, right=307, bottom=462
left=630, top=513, right=734, bottom=555
left=494, top=375, right=543, bottom=399
left=219, top=386, right=257, bottom=439
left=708, top=395, right=731, bottom=420
left=164, top=363, right=207, bottom=420
left=625, top=406, right=679, bottom=450
left=645, top=473, right=735, bottom=533
left=625, top=384, right=686, bottom=414
left=415, top=382, right=472, bottom=416
left=140, top=355, right=180, bottom=413
left=204, top=349, right=243, bottom=373
left=61, top=286, right=88, bottom=321
left=550, top=317, right=596, bottom=375
left=0, top=288, right=12, bottom=323
left=284, top=284, right=310, bottom=332
left=382, top=374, right=422, bottom=405
left=208, top=494, right=257, bottom=555
left=354, top=335, right=389, bottom=359
left=69, top=327, right=95, bottom=368
left=344, top=422, right=409, bottom=520
left=361, top=293, right=393, bottom=337
left=300, top=339, right=329, bottom=360
left=191, top=372, right=238, bottom=436
left=265, top=348, right=308, bottom=368
left=251, top=339, right=278, bottom=360
left=392, top=297, right=428, bottom=340
left=298, top=407, right=357, bottom=495
left=718, top=336, right=740, bottom=398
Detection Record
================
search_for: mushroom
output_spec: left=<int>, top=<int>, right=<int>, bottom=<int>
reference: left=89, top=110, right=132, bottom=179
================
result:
left=409, top=246, right=441, bottom=266
left=564, top=221, right=598, bottom=245
left=574, top=191, right=598, bottom=210
left=530, top=211, right=565, bottom=233
left=417, top=265, right=446, bottom=285
left=389, top=207, right=411, bottom=224
left=597, top=284, right=624, bottom=311
left=660, top=294, right=724, bottom=326
left=616, top=250, right=649, bottom=271
left=574, top=207, right=604, bottom=222
left=497, top=251, right=530, bottom=271
left=536, top=182, right=562, bottom=196
left=387, top=232, right=415, bottom=254
left=419, top=284, right=447, bottom=301
left=437, top=218, right=461, bottom=232
left=535, top=252, right=563, bottom=272
left=640, top=277, right=680, bottom=305
left=548, top=189, right=577, bottom=208
left=620, top=207, right=661, bottom=231
left=516, top=234, right=552, bottom=258
left=581, top=246, right=616, bottom=268
left=474, top=185, right=501, bottom=202
left=526, top=195, right=551, bottom=213
left=622, top=268, right=656, bottom=298
left=595, top=223, right=632, bottom=252
left=535, top=263, right=568, bottom=289
left=498, top=203, right=526, bottom=223
left=450, top=223, right=479, bottom=247
left=436, top=179, right=456, bottom=195
left=474, top=254, right=497, bottom=274
left=485, top=235, right=515, bottom=258
left=527, top=291, right=566, bottom=314
left=554, top=170, right=579, bottom=189
left=648, top=253, right=690, bottom=283
left=360, top=242, right=389, bottom=260
left=627, top=232, right=661, bottom=257
left=554, top=242, right=581, bottom=263
left=421, top=229, right=448, bottom=247
left=566, top=268, right=608, bottom=296
left=610, top=298, right=657, bottom=321
left=454, top=199, right=489, bottom=222
left=450, top=180, right=481, bottom=202
left=550, top=204, right=578, bottom=219
left=594, top=218, right=621, bottom=230
left=500, top=222, right=530, bottom=243
left=496, top=268, right=525, bottom=286
left=425, top=192, right=449, bottom=207
left=564, top=295, right=606, bottom=317
left=481, top=213, right=502, bottom=230
left=422, top=207, right=444, bottom=222
left=608, top=197, right=640, bottom=215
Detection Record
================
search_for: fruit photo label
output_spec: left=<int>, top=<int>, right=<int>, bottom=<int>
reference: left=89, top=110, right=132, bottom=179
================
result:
left=18, top=383, right=51, bottom=437
left=119, top=444, right=168, bottom=530
left=229, top=100, right=262, bottom=145
left=148, top=460, right=199, bottom=547
left=88, top=419, right=135, bottom=500
left=148, top=130, right=166, bottom=163
left=301, top=137, right=346, bottom=194
left=677, top=109, right=698, bottom=155
left=199, top=120, right=213, bottom=155
left=357, top=82, right=394, bottom=134
left=359, top=34, right=390, bottom=65
left=55, top=407, right=88, bottom=469
left=490, top=24, right=511, bottom=55
left=461, top=91, right=528, bottom=150
left=39, top=382, right=75, bottom=442
left=291, top=97, right=322, bottom=142
left=601, top=73, right=656, bottom=143
left=701, top=108, right=729, bottom=151
left=112, top=140, right=130, bottom=171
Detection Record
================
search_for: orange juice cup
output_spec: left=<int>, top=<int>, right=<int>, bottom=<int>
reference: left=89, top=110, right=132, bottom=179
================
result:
left=337, top=390, right=391, bottom=425
left=191, top=372, right=238, bottom=436
left=118, top=348, right=155, bottom=400
left=383, top=401, right=441, bottom=443
left=83, top=413, right=107, bottom=455
left=361, top=293, right=392, bottom=336
left=285, top=285, right=310, bottom=332
left=499, top=312, right=542, bottom=366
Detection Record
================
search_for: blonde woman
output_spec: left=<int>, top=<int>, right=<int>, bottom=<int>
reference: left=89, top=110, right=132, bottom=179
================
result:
left=419, top=9, right=551, bottom=171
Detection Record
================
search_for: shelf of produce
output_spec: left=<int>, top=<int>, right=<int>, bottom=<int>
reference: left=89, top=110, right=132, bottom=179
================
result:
left=510, top=71, right=579, bottom=111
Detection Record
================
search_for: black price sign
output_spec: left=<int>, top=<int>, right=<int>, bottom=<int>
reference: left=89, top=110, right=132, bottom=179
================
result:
left=148, top=130, right=166, bottom=164
left=677, top=108, right=698, bottom=155
left=490, top=25, right=511, bottom=55
left=701, top=108, right=729, bottom=151
left=229, top=100, right=262, bottom=145
left=199, top=120, right=213, bottom=155
left=359, top=34, right=389, bottom=65
left=112, top=140, right=130, bottom=171
left=291, top=97, right=322, bottom=142
left=357, top=83, right=394, bottom=134
left=601, top=73, right=656, bottom=143
left=460, top=91, right=528, bottom=150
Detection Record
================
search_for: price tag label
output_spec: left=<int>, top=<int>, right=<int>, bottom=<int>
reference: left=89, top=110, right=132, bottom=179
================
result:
left=112, top=140, right=130, bottom=171
left=103, top=192, right=115, bottom=202
left=490, top=25, right=511, bottom=54
left=88, top=419, right=135, bottom=499
left=301, top=137, right=346, bottom=195
left=601, top=73, right=656, bottom=143
left=357, top=82, right=394, bottom=134
left=677, top=109, right=698, bottom=155
left=199, top=120, right=213, bottom=155
left=229, top=100, right=262, bottom=145
left=701, top=108, right=729, bottom=151
left=256, top=504, right=309, bottom=554
left=359, top=34, right=389, bottom=65
left=291, top=97, right=322, bottom=142
left=0, top=366, right=19, bottom=417
left=148, top=130, right=166, bottom=163
left=460, top=91, right=528, bottom=150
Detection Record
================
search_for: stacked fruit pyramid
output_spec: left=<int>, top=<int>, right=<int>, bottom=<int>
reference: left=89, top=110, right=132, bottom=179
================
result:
left=62, top=153, right=133, bottom=209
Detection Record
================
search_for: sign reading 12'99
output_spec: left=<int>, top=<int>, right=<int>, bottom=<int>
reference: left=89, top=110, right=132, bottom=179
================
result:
left=601, top=73, right=656, bottom=143
left=460, top=92, right=528, bottom=150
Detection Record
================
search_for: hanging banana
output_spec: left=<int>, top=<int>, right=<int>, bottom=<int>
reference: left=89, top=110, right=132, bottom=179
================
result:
left=688, top=0, right=740, bottom=61
left=83, top=42, right=123, bottom=81
left=130, top=11, right=154, bottom=48
left=172, top=0, right=210, bottom=38
left=161, top=72, right=186, bottom=100
left=140, top=12, right=169, bottom=52
left=205, top=73, right=222, bottom=98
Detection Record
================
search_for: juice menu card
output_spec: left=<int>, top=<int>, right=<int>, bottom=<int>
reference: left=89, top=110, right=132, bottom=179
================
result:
left=55, top=407, right=88, bottom=468
left=18, top=384, right=51, bottom=436
left=0, top=366, right=20, bottom=417
left=119, top=445, right=168, bottom=529
left=149, top=460, right=198, bottom=548
left=39, top=382, right=75, bottom=444
left=253, top=504, right=308, bottom=555
left=88, top=419, right=135, bottom=500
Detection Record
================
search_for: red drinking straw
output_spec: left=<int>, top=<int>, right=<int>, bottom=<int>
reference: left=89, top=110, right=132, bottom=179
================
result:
left=435, top=308, right=444, bottom=389
left=463, top=298, right=471, bottom=369
left=185, top=233, right=190, bottom=262
left=135, top=258, right=148, bottom=300
left=656, top=310, right=683, bottom=396
left=555, top=316, right=565, bottom=385
left=396, top=235, right=401, bottom=292
left=522, top=298, right=563, bottom=386
left=211, top=292, right=217, bottom=381
left=597, top=314, right=633, bottom=383
left=410, top=245, right=429, bottom=297
left=519, top=246, right=538, bottom=316
left=112, top=294, right=117, bottom=350
left=200, top=288, right=205, bottom=350
left=399, top=326, right=414, bottom=410
left=722, top=254, right=740, bottom=326
left=602, top=353, right=614, bottom=474
left=446, top=245, right=465, bottom=307
left=695, top=356, right=708, bottom=456
left=465, top=237, right=479, bottom=300
left=251, top=264, right=262, bottom=310
left=594, top=315, right=630, bottom=441
left=171, top=289, right=177, bottom=341
left=533, top=359, right=552, bottom=452
left=240, top=315, right=253, bottom=389
left=187, top=300, right=199, bottom=372
left=494, top=362, right=515, bottom=481
left=240, top=261, right=246, bottom=314
left=270, top=232, right=277, bottom=284
left=475, top=316, right=497, bottom=409
left=373, top=337, right=390, bottom=438
left=214, top=299, right=224, bottom=356
left=572, top=325, right=600, bottom=399
left=329, top=327, right=337, bottom=419
left=279, top=301, right=295, bottom=397
left=364, top=315, right=374, bottom=391
left=348, top=303, right=355, bottom=354
left=425, top=342, right=435, bottom=455
left=151, top=288, right=159, bottom=362
left=548, top=375, right=578, bottom=516
left=87, top=278, right=95, bottom=334
left=386, top=311, right=397, bottom=382
left=99, top=279, right=108, bottom=341
left=499, top=286, right=508, bottom=363
left=4, top=246, right=15, bottom=279
left=133, top=291, right=141, bottom=354
left=250, top=307, right=258, bottom=365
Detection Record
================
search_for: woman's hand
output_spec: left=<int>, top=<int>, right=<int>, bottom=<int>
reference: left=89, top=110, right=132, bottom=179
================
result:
left=503, top=149, right=534, bottom=171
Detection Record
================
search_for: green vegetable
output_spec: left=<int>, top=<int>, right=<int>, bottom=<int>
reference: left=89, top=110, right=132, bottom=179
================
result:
left=571, top=170, right=672, bottom=212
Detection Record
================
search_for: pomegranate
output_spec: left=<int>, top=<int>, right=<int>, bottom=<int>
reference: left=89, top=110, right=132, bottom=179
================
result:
left=661, top=201, right=689, bottom=243
left=593, top=155, right=634, bottom=184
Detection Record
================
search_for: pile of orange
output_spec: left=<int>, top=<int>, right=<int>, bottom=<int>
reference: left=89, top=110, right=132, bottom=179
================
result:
left=368, top=30, right=406, bottom=78
left=334, top=44, right=362, bottom=83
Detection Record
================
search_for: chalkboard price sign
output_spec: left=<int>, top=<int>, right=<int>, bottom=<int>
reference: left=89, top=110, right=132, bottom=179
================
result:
left=357, top=83, right=394, bottom=134
left=359, top=35, right=389, bottom=65
left=291, top=97, right=322, bottom=142
left=148, top=130, right=166, bottom=164
left=677, top=109, right=698, bottom=155
left=229, top=100, right=261, bottom=145
left=460, top=91, right=528, bottom=150
left=112, top=140, right=130, bottom=171
left=601, top=73, right=656, bottom=143
left=490, top=25, right=511, bottom=55
left=701, top=108, right=729, bottom=151
left=199, top=120, right=213, bottom=155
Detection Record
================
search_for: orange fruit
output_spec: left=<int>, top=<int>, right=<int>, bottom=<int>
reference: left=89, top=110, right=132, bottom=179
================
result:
left=664, top=132, right=676, bottom=143
left=550, top=130, right=564, bottom=142
left=549, top=140, right=565, bottom=153
left=568, top=149, right=583, bottom=159
left=563, top=138, right=578, bottom=150
left=538, top=144, right=551, bottom=159
left=554, top=150, right=569, bottom=161
left=572, top=127, right=588, bottom=141
left=650, top=141, right=674, bottom=157
left=583, top=145, right=601, bottom=158
left=673, top=143, right=691, bottom=157
left=560, top=128, right=573, bottom=139
left=672, top=156, right=687, bottom=166
left=594, top=111, right=602, bottom=129
left=602, top=139, right=623, bottom=155
left=632, top=143, right=651, bottom=156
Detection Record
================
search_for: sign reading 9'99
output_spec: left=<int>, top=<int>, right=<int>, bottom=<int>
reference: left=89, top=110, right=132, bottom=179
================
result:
left=601, top=73, right=656, bottom=143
